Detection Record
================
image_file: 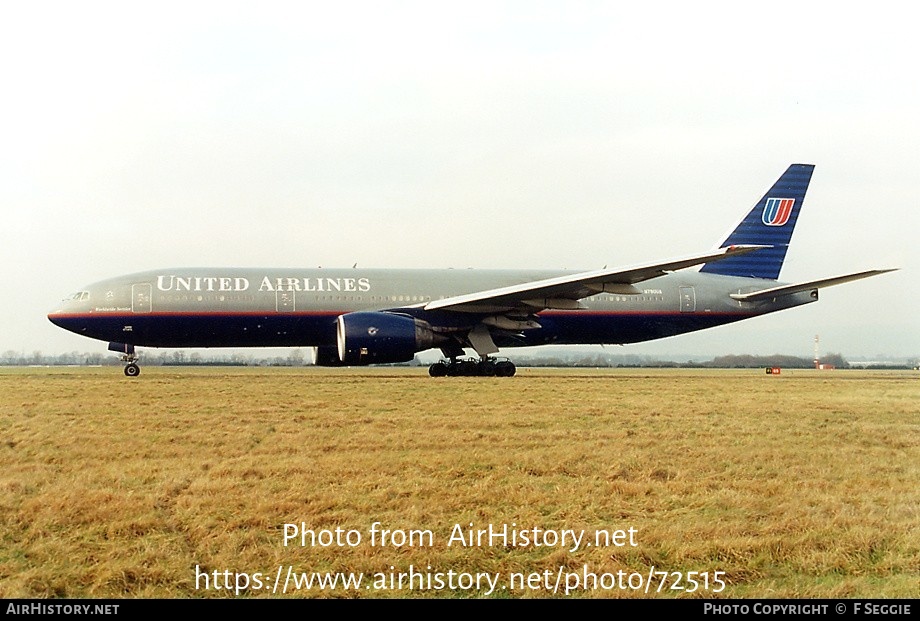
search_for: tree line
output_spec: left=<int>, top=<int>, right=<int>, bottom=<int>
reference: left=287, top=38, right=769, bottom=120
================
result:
left=2, top=349, right=857, bottom=369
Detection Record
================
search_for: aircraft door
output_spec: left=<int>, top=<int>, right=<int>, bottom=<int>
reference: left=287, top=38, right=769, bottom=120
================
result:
left=132, top=283, right=152, bottom=313
left=679, top=286, right=696, bottom=312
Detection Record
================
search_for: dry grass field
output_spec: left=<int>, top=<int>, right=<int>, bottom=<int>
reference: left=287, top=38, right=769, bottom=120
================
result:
left=0, top=366, right=917, bottom=598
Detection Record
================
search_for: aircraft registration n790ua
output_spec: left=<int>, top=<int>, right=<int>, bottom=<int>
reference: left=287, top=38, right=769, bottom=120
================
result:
left=49, top=164, right=895, bottom=377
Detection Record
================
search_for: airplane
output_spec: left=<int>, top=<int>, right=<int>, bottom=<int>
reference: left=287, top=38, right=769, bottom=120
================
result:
left=48, top=164, right=895, bottom=377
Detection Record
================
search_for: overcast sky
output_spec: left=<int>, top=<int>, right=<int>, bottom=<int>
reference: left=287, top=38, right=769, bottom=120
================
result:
left=2, top=1, right=917, bottom=359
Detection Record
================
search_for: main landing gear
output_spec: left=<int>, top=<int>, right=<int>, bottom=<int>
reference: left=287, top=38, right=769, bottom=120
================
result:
left=428, top=357, right=516, bottom=377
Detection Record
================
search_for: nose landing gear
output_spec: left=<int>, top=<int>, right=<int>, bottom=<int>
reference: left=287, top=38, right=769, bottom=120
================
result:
left=109, top=342, right=141, bottom=377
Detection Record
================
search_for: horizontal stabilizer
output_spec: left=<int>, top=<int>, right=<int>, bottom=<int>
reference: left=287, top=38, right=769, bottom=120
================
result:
left=729, top=269, right=897, bottom=301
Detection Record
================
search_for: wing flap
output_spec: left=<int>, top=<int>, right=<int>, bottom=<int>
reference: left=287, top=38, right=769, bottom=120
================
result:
left=425, top=245, right=767, bottom=313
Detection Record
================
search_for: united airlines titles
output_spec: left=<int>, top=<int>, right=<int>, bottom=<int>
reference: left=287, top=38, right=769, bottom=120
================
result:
left=157, top=275, right=372, bottom=293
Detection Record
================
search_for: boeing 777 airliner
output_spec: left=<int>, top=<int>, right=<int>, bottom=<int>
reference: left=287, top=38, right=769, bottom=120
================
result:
left=48, top=164, right=895, bottom=377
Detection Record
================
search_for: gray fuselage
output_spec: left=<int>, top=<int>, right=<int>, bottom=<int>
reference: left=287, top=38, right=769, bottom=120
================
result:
left=48, top=267, right=816, bottom=351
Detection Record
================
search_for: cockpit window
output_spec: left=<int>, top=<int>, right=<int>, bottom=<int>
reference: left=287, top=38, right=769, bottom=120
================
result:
left=64, top=291, right=90, bottom=302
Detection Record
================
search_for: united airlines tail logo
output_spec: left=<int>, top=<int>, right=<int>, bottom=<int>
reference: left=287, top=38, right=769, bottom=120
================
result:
left=762, top=198, right=794, bottom=226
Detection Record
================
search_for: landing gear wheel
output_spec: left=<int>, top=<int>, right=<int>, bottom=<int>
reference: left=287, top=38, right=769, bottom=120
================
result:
left=478, top=358, right=497, bottom=376
left=124, top=363, right=141, bottom=377
left=429, top=361, right=448, bottom=377
left=495, top=360, right=516, bottom=377
left=456, top=360, right=478, bottom=376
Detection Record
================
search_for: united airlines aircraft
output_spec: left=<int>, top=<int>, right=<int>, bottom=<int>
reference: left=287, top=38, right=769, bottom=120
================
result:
left=48, top=164, right=894, bottom=377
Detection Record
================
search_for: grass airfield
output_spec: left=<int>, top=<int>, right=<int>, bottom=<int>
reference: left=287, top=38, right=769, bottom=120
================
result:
left=0, top=366, right=917, bottom=598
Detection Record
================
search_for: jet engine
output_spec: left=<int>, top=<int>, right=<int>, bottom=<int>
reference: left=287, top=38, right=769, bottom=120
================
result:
left=336, top=311, right=440, bottom=365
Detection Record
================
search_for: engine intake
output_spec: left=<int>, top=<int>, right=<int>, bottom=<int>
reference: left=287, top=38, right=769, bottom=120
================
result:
left=336, top=311, right=439, bottom=365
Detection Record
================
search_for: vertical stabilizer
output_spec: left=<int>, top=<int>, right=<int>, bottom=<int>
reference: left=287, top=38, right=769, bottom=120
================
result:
left=700, top=164, right=814, bottom=280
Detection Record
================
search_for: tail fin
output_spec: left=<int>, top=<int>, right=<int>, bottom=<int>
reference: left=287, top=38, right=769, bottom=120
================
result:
left=700, top=163, right=815, bottom=280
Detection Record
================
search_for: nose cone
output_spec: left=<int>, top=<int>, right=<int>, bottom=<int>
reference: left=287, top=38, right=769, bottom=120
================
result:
left=48, top=306, right=75, bottom=331
left=47, top=306, right=75, bottom=335
left=48, top=291, right=88, bottom=335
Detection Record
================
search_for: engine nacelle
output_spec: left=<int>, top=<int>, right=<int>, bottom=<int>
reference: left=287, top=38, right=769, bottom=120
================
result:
left=336, top=311, right=439, bottom=365
left=311, top=346, right=346, bottom=366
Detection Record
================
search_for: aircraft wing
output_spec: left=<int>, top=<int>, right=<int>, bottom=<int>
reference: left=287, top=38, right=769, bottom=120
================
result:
left=729, top=269, right=897, bottom=302
left=425, top=245, right=767, bottom=313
